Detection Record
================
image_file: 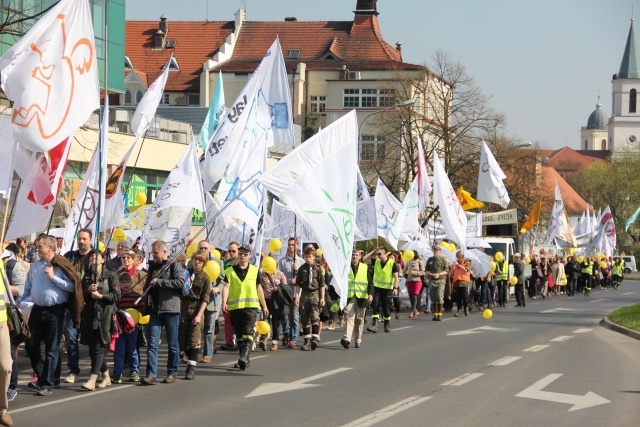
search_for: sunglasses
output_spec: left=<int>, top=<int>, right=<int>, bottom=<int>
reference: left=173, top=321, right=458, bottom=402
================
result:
left=238, top=252, right=249, bottom=257
left=198, top=247, right=208, bottom=251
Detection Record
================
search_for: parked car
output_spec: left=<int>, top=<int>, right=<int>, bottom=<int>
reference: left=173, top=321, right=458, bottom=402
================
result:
left=613, top=256, right=637, bottom=274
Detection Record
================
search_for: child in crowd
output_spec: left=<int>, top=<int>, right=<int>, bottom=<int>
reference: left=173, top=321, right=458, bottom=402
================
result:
left=112, top=272, right=144, bottom=383
left=294, top=248, right=325, bottom=351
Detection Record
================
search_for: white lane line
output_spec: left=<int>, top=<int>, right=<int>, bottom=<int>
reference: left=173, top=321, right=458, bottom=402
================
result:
left=393, top=326, right=414, bottom=331
left=441, top=372, right=484, bottom=386
left=324, top=339, right=342, bottom=345
left=589, top=299, right=608, bottom=303
left=11, top=385, right=135, bottom=414
left=341, top=395, right=432, bottom=427
left=523, top=345, right=550, bottom=352
left=622, top=292, right=636, bottom=295
left=441, top=318, right=455, bottom=322
left=550, top=336, right=574, bottom=342
left=219, top=355, right=269, bottom=367
left=489, top=356, right=522, bottom=366
left=572, top=328, right=593, bottom=334
left=540, top=308, right=576, bottom=314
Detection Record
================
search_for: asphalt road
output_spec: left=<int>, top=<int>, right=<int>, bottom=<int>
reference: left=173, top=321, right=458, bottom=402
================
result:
left=9, top=281, right=640, bottom=427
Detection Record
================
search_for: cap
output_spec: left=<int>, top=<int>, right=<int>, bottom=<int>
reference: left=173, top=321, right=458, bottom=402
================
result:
left=238, top=244, right=251, bottom=253
left=1, top=249, right=12, bottom=259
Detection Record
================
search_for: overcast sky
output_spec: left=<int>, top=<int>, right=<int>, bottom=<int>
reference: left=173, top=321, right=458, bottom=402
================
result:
left=127, top=0, right=636, bottom=150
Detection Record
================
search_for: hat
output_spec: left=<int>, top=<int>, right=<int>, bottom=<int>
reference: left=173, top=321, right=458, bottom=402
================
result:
left=238, top=244, right=251, bottom=253
left=513, top=253, right=521, bottom=258
left=1, top=249, right=12, bottom=259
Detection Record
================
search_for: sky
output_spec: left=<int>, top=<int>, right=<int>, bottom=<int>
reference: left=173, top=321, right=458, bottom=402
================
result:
left=127, top=0, right=637, bottom=150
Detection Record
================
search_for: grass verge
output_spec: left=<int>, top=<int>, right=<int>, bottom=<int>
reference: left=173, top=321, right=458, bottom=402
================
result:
left=609, top=303, right=640, bottom=332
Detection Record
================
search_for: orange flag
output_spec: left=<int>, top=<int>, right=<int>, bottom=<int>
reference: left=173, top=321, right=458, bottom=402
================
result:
left=456, top=186, right=484, bottom=211
left=520, top=198, right=542, bottom=233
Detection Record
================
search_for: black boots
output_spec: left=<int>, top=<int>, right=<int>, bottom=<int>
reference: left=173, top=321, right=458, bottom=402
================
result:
left=238, top=340, right=252, bottom=370
left=367, top=318, right=379, bottom=333
left=384, top=320, right=390, bottom=333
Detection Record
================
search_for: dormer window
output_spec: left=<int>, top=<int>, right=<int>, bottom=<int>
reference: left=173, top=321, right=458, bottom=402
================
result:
left=162, top=57, right=180, bottom=71
left=288, top=49, right=300, bottom=59
left=124, top=56, right=133, bottom=70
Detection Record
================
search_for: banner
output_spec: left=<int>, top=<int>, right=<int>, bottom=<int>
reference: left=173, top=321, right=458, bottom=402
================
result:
left=482, top=208, right=518, bottom=226
left=433, top=151, right=467, bottom=248
left=387, top=177, right=420, bottom=250
left=374, top=178, right=402, bottom=241
left=355, top=198, right=378, bottom=241
left=198, top=71, right=226, bottom=151
left=477, top=140, right=510, bottom=208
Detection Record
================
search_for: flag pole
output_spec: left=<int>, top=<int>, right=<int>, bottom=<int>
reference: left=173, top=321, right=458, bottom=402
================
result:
left=0, top=192, right=12, bottom=248
left=2, top=179, right=21, bottom=241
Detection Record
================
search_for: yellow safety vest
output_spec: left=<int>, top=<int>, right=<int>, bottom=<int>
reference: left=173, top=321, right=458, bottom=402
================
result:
left=225, top=265, right=260, bottom=311
left=612, top=263, right=623, bottom=276
left=581, top=261, right=593, bottom=275
left=0, top=261, right=8, bottom=323
left=348, top=263, right=368, bottom=299
left=496, top=260, right=509, bottom=281
left=373, top=259, right=395, bottom=289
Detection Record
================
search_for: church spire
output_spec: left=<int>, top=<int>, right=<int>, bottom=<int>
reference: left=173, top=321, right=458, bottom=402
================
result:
left=618, top=19, right=640, bottom=79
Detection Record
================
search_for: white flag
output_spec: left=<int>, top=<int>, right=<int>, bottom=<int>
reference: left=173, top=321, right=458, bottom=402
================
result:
left=0, top=0, right=99, bottom=152
left=200, top=38, right=293, bottom=190
left=131, top=57, right=171, bottom=137
left=588, top=206, right=616, bottom=257
left=387, top=177, right=420, bottom=250
left=0, top=120, right=17, bottom=198
left=433, top=151, right=467, bottom=248
left=416, top=137, right=432, bottom=211
left=545, top=182, right=567, bottom=245
left=355, top=198, right=378, bottom=242
left=61, top=99, right=109, bottom=253
left=374, top=178, right=401, bottom=241
left=204, top=193, right=252, bottom=249
left=261, top=111, right=358, bottom=308
left=142, top=136, right=205, bottom=256
left=477, top=141, right=510, bottom=209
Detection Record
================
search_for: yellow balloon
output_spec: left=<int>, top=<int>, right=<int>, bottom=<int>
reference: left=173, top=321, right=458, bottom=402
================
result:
left=203, top=261, right=220, bottom=282
left=483, top=309, right=493, bottom=319
left=139, top=314, right=150, bottom=325
left=125, top=308, right=140, bottom=324
left=256, top=321, right=271, bottom=335
left=113, top=229, right=127, bottom=243
left=439, top=241, right=449, bottom=249
left=402, top=250, right=414, bottom=262
left=186, top=242, right=198, bottom=258
left=495, top=251, right=504, bottom=262
left=98, top=242, right=105, bottom=253
left=525, top=256, right=531, bottom=265
left=268, top=238, right=282, bottom=253
left=262, top=256, right=277, bottom=274
left=489, top=261, right=496, bottom=273
left=509, top=276, right=518, bottom=285
left=600, top=261, right=607, bottom=268
left=561, top=277, right=567, bottom=286
left=211, top=249, right=221, bottom=259
left=577, top=255, right=584, bottom=263
left=316, top=248, right=323, bottom=257
left=135, top=192, right=147, bottom=205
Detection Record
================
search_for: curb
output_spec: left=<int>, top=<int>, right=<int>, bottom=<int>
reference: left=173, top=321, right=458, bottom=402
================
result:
left=600, top=316, right=640, bottom=341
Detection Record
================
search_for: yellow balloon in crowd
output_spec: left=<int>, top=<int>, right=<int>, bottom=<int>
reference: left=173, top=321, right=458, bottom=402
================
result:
left=211, top=249, right=221, bottom=259
left=98, top=242, right=105, bottom=253
left=577, top=255, right=584, bottom=263
left=483, top=309, right=493, bottom=319
left=316, top=248, right=323, bottom=257
left=561, top=277, right=567, bottom=286
left=495, top=251, right=504, bottom=262
left=186, top=242, right=198, bottom=258
left=447, top=243, right=456, bottom=252
left=203, top=261, right=221, bottom=282
left=268, top=238, right=282, bottom=253
left=525, top=256, right=531, bottom=265
left=139, top=314, right=150, bottom=325
left=262, top=256, right=277, bottom=274
left=509, top=276, right=518, bottom=285
left=402, top=250, right=414, bottom=262
left=113, top=229, right=127, bottom=243
left=489, top=261, right=496, bottom=273
left=256, top=321, right=271, bottom=335
left=125, top=308, right=140, bottom=324
left=439, top=241, right=449, bottom=249
left=135, top=192, right=147, bottom=205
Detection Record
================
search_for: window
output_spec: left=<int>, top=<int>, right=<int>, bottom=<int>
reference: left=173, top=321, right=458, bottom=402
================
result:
left=124, top=56, right=133, bottom=70
left=188, top=94, right=200, bottom=105
left=161, top=93, right=170, bottom=105
left=361, top=135, right=385, bottom=161
left=584, top=140, right=588, bottom=150
left=310, top=96, right=326, bottom=113
left=601, top=139, right=607, bottom=150
left=124, top=90, right=132, bottom=105
left=288, top=49, right=300, bottom=59
left=343, top=88, right=396, bottom=109
left=631, top=89, right=637, bottom=113
left=135, top=90, right=143, bottom=104
left=163, top=57, right=180, bottom=71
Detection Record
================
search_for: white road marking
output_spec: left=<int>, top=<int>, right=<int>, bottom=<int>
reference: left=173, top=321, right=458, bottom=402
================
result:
left=489, top=356, right=522, bottom=366
left=393, top=326, right=414, bottom=331
left=324, top=339, right=342, bottom=345
left=622, top=292, right=636, bottom=295
left=515, top=373, right=611, bottom=412
left=589, top=299, right=608, bottom=303
left=441, top=372, right=484, bottom=386
left=523, top=345, right=550, bottom=352
left=447, top=326, right=518, bottom=336
left=246, top=367, right=353, bottom=398
left=11, top=385, right=135, bottom=414
left=341, top=395, right=432, bottom=426
left=550, top=336, right=574, bottom=342
left=572, top=328, right=593, bottom=334
left=540, top=308, right=576, bottom=314
left=441, top=318, right=455, bottom=322
left=220, top=355, right=269, bottom=367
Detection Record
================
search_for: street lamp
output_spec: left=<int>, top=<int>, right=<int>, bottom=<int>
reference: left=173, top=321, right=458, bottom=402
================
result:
left=515, top=141, right=532, bottom=149
left=358, top=99, right=415, bottom=163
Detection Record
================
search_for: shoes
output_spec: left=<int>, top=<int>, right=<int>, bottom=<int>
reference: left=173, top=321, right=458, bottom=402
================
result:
left=409, top=312, right=414, bottom=318
left=311, top=337, right=318, bottom=350
left=384, top=320, right=390, bottom=333
left=301, top=341, right=312, bottom=351
left=436, top=316, right=442, bottom=321
left=129, top=372, right=140, bottom=382
left=454, top=312, right=462, bottom=317
left=140, top=376, right=157, bottom=385
left=220, top=343, right=236, bottom=351
left=238, top=342, right=252, bottom=370
left=327, top=321, right=335, bottom=330
left=414, top=310, right=420, bottom=317
left=271, top=342, right=278, bottom=351
left=395, top=313, right=399, bottom=320
left=259, top=338, right=267, bottom=351
left=367, top=319, right=379, bottom=333
left=514, top=304, right=522, bottom=307
left=64, top=373, right=77, bottom=383
left=288, top=340, right=297, bottom=349
left=96, top=372, right=111, bottom=389
left=185, top=365, right=195, bottom=380
left=6, top=389, right=17, bottom=402
left=0, top=412, right=13, bottom=426
left=36, top=388, right=52, bottom=397
left=282, top=334, right=290, bottom=347
left=162, top=375, right=177, bottom=384
left=180, top=356, right=188, bottom=364
left=532, top=296, right=537, bottom=300
left=432, top=316, right=438, bottom=321
left=355, top=342, right=361, bottom=348
left=112, top=374, right=123, bottom=384
left=199, top=357, right=212, bottom=363
left=464, top=307, right=469, bottom=316
left=27, top=381, right=39, bottom=390
left=81, top=373, right=99, bottom=391
left=339, top=318, right=344, bottom=328
left=340, top=338, right=350, bottom=349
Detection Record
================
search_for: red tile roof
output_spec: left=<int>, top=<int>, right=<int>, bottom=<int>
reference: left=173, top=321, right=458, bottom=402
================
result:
left=539, top=147, right=607, bottom=170
left=125, top=20, right=235, bottom=92
left=536, top=166, right=589, bottom=215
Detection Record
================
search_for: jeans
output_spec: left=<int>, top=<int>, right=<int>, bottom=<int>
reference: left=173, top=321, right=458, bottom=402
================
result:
left=146, top=310, right=180, bottom=378
left=478, top=280, right=488, bottom=306
left=284, top=304, right=299, bottom=341
left=9, top=345, right=17, bottom=390
left=113, top=329, right=139, bottom=375
left=568, top=277, right=578, bottom=296
left=202, top=310, right=216, bottom=358
left=26, top=304, right=65, bottom=390
left=63, top=311, right=80, bottom=375
left=515, top=283, right=526, bottom=306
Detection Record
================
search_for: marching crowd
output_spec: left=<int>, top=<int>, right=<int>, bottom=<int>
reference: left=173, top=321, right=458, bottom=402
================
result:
left=0, top=232, right=629, bottom=426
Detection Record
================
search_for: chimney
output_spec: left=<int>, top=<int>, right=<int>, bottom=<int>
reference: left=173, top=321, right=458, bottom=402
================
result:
left=284, top=17, right=297, bottom=22
left=354, top=0, right=378, bottom=16
left=340, top=65, right=349, bottom=80
left=159, top=14, right=168, bottom=33
left=395, top=41, right=402, bottom=52
left=154, top=29, right=164, bottom=49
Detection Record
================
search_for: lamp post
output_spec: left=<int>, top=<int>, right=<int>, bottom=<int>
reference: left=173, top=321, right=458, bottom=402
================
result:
left=357, top=99, right=415, bottom=163
left=515, top=141, right=532, bottom=149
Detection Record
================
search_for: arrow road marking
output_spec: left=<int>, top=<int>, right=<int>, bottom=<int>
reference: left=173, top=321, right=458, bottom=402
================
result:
left=341, top=395, right=432, bottom=427
left=523, top=345, right=550, bottom=352
left=572, top=328, right=593, bottom=334
left=441, top=373, right=484, bottom=386
left=540, top=308, right=576, bottom=314
left=489, top=356, right=522, bottom=366
left=515, top=373, right=611, bottom=412
left=245, top=367, right=352, bottom=398
left=550, top=336, right=574, bottom=342
left=622, top=292, right=636, bottom=295
left=447, top=325, right=518, bottom=336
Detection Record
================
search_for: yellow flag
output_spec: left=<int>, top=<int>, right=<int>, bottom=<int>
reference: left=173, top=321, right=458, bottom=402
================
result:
left=456, top=186, right=485, bottom=210
left=520, top=198, right=542, bottom=233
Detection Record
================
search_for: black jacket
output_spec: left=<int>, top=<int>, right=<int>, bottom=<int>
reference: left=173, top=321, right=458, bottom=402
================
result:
left=144, top=260, right=185, bottom=314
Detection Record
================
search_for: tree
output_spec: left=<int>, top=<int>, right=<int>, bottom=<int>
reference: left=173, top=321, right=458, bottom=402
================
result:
left=0, top=0, right=57, bottom=37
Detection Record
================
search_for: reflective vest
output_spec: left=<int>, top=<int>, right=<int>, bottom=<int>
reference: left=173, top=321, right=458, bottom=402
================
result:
left=373, top=259, right=395, bottom=289
left=581, top=261, right=593, bottom=275
left=612, top=263, right=623, bottom=276
left=348, top=263, right=369, bottom=299
left=452, top=261, right=471, bottom=283
left=225, top=265, right=260, bottom=310
left=0, top=262, right=8, bottom=323
left=495, top=260, right=509, bottom=281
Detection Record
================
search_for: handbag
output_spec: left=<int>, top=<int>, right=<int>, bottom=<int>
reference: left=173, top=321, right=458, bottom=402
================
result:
left=4, top=273, right=31, bottom=345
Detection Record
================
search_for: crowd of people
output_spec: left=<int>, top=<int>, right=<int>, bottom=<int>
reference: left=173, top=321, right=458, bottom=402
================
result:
left=0, top=232, right=629, bottom=427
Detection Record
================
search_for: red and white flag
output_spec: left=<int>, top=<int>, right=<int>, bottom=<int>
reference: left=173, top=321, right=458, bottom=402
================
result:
left=0, top=0, right=99, bottom=152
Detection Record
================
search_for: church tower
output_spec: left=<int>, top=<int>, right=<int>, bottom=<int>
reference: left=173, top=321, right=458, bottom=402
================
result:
left=581, top=97, right=608, bottom=150
left=609, top=19, right=640, bottom=154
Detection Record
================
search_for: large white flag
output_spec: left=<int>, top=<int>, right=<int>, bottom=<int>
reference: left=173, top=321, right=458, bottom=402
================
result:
left=416, top=137, right=432, bottom=211
left=61, top=99, right=109, bottom=253
left=200, top=38, right=293, bottom=190
left=433, top=151, right=467, bottom=248
left=204, top=194, right=252, bottom=250
left=477, top=141, right=510, bottom=209
left=374, top=178, right=402, bottom=241
left=0, top=0, right=99, bottom=152
left=131, top=57, right=171, bottom=137
left=0, top=120, right=17, bottom=198
left=387, top=177, right=420, bottom=249
left=545, top=181, right=573, bottom=245
left=270, top=199, right=311, bottom=244
left=587, top=206, right=616, bottom=257
left=142, top=137, right=205, bottom=256
left=355, top=198, right=378, bottom=241
left=261, top=111, right=358, bottom=308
